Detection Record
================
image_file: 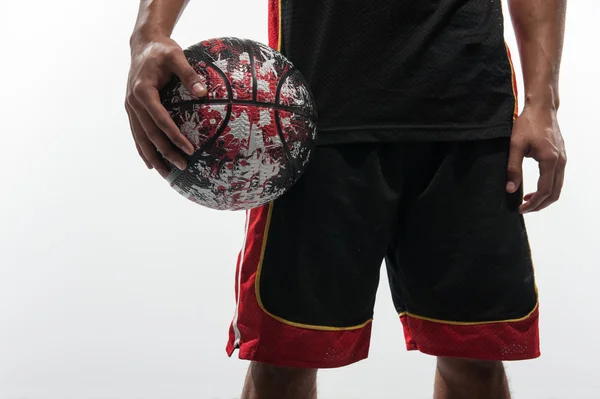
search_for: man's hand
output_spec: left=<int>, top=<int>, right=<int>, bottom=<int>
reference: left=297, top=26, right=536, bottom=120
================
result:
left=506, top=0, right=567, bottom=213
left=125, top=35, right=207, bottom=177
left=506, top=105, right=567, bottom=213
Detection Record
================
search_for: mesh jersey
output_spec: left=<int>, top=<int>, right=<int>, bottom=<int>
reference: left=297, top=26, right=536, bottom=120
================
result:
left=268, top=0, right=518, bottom=144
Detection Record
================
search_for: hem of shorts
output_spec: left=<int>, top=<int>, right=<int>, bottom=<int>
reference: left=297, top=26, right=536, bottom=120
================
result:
left=407, top=344, right=541, bottom=362
left=314, top=124, right=513, bottom=145
left=399, top=304, right=541, bottom=362
left=227, top=342, right=368, bottom=369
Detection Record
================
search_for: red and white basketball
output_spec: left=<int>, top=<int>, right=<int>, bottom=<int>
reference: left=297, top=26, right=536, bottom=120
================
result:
left=159, top=37, right=317, bottom=211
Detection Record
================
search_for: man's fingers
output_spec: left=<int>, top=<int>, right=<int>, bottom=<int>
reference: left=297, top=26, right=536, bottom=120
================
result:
left=134, top=106, right=188, bottom=172
left=168, top=49, right=207, bottom=97
left=129, top=84, right=188, bottom=171
left=139, top=137, right=170, bottom=178
left=136, top=142, right=153, bottom=169
left=520, top=157, right=557, bottom=214
left=129, top=110, right=170, bottom=177
left=142, top=88, right=195, bottom=156
left=506, top=137, right=527, bottom=193
left=536, top=154, right=567, bottom=212
left=126, top=106, right=153, bottom=169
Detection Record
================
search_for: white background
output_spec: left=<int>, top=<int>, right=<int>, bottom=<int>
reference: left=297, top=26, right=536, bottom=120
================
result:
left=0, top=1, right=598, bottom=398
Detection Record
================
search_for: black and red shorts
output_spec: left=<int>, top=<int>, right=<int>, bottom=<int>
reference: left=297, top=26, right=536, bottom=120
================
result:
left=226, top=137, right=540, bottom=368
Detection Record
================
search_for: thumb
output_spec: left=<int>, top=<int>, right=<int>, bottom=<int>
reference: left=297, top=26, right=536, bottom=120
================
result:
left=506, top=138, right=526, bottom=193
left=169, top=50, right=207, bottom=97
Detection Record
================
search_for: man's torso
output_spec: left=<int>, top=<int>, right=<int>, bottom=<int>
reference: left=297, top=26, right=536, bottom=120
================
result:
left=269, top=0, right=518, bottom=144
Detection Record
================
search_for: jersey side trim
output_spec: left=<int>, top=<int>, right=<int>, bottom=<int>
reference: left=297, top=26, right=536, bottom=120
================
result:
left=505, top=43, right=519, bottom=121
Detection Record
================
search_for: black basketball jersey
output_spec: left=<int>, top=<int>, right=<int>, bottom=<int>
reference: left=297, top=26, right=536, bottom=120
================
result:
left=267, top=0, right=518, bottom=144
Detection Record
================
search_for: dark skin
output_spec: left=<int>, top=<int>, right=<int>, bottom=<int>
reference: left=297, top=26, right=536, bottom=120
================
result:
left=241, top=363, right=317, bottom=399
left=126, top=1, right=567, bottom=397
left=126, top=0, right=206, bottom=178
left=506, top=0, right=568, bottom=213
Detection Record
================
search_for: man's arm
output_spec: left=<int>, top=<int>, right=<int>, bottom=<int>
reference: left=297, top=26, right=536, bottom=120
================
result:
left=506, top=0, right=568, bottom=213
left=508, top=0, right=567, bottom=109
left=130, top=0, right=190, bottom=48
left=126, top=0, right=206, bottom=177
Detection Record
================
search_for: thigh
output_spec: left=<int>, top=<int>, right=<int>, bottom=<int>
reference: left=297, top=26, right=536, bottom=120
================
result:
left=387, top=138, right=539, bottom=360
left=228, top=143, right=401, bottom=367
left=260, top=143, right=398, bottom=327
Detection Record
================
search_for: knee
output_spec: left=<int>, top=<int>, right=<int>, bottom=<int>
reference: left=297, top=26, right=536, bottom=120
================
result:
left=249, top=361, right=317, bottom=385
left=243, top=362, right=317, bottom=399
left=437, top=357, right=504, bottom=380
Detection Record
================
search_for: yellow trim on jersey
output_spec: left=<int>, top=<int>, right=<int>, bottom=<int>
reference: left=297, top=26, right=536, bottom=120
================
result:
left=504, top=42, right=519, bottom=121
left=254, top=202, right=373, bottom=331
left=277, top=0, right=283, bottom=52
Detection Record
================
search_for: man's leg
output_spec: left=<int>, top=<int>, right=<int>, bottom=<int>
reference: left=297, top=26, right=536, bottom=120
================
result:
left=241, top=362, right=317, bottom=399
left=385, top=138, right=539, bottom=398
left=434, top=358, right=510, bottom=399
left=226, top=144, right=400, bottom=392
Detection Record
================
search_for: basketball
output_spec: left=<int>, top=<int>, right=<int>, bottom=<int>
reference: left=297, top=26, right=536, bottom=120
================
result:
left=159, top=37, right=317, bottom=211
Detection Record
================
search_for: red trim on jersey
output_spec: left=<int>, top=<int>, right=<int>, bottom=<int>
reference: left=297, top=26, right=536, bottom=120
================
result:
left=268, top=0, right=280, bottom=50
left=400, top=306, right=540, bottom=361
left=226, top=204, right=372, bottom=368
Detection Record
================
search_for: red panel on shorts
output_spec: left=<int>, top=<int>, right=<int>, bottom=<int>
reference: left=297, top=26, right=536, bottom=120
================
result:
left=400, top=306, right=540, bottom=361
left=226, top=204, right=372, bottom=368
